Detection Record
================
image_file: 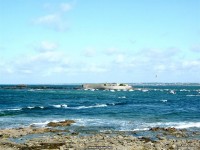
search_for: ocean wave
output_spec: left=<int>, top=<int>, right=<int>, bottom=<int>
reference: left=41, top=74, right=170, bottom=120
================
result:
left=28, top=89, right=44, bottom=92
left=74, top=119, right=200, bottom=132
left=30, top=120, right=63, bottom=127
left=52, top=104, right=68, bottom=108
left=23, top=106, right=45, bottom=110
left=112, top=102, right=128, bottom=106
left=174, top=122, right=200, bottom=129
left=160, top=100, right=168, bottom=102
left=51, top=103, right=127, bottom=110
left=30, top=121, right=50, bottom=127
left=118, top=96, right=126, bottom=99
left=6, top=108, right=22, bottom=111
left=1, top=106, right=45, bottom=112
left=132, top=128, right=149, bottom=131
left=146, top=122, right=200, bottom=129
left=71, top=104, right=107, bottom=109
left=186, top=95, right=200, bottom=97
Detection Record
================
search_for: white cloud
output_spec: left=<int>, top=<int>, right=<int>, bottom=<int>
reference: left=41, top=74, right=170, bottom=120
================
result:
left=140, top=47, right=179, bottom=61
left=1, top=44, right=200, bottom=83
left=81, top=64, right=107, bottom=73
left=60, top=3, right=72, bottom=12
left=114, top=54, right=125, bottom=63
left=104, top=48, right=119, bottom=55
left=36, top=14, right=59, bottom=24
left=35, top=41, right=58, bottom=52
left=33, top=2, right=73, bottom=31
left=0, top=61, right=15, bottom=74
left=191, top=45, right=200, bottom=53
left=181, top=60, right=200, bottom=70
left=153, top=64, right=166, bottom=72
left=82, top=48, right=96, bottom=57
left=34, top=13, right=68, bottom=31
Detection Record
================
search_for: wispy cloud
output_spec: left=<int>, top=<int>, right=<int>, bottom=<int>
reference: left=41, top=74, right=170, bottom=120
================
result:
left=34, top=2, right=73, bottom=31
left=34, top=13, right=68, bottom=31
left=60, top=3, right=72, bottom=12
left=81, top=63, right=108, bottom=73
left=34, top=41, right=58, bottom=52
left=1, top=43, right=200, bottom=82
left=191, top=44, right=200, bottom=53
left=104, top=48, right=119, bottom=56
left=82, top=48, right=96, bottom=57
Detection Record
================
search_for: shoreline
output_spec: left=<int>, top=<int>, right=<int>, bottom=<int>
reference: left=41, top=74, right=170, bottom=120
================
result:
left=0, top=120, right=200, bottom=150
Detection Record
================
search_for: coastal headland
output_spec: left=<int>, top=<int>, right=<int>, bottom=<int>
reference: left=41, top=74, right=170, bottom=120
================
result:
left=0, top=120, right=200, bottom=150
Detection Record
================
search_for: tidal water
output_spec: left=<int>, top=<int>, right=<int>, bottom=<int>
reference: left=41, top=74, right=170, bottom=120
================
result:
left=0, top=84, right=200, bottom=135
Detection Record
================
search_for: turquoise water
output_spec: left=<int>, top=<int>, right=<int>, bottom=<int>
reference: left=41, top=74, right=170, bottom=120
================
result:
left=0, top=84, right=200, bottom=134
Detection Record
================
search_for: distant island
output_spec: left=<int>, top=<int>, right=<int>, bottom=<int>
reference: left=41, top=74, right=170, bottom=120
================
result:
left=82, top=83, right=133, bottom=90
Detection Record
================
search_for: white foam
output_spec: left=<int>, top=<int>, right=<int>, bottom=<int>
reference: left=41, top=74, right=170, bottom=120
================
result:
left=27, top=106, right=34, bottom=109
left=147, top=122, right=200, bottom=129
left=53, top=104, right=68, bottom=108
left=173, top=122, right=200, bottom=129
left=28, top=89, right=35, bottom=91
left=53, top=105, right=61, bottom=108
left=169, top=90, right=176, bottom=94
left=142, top=89, right=148, bottom=92
left=31, top=121, right=50, bottom=127
left=186, top=95, right=200, bottom=97
left=118, top=96, right=126, bottom=99
left=161, top=100, right=167, bottom=102
left=74, top=104, right=107, bottom=109
left=6, top=108, right=22, bottom=111
left=132, top=128, right=149, bottom=131
left=30, top=119, right=65, bottom=127
left=180, top=89, right=190, bottom=92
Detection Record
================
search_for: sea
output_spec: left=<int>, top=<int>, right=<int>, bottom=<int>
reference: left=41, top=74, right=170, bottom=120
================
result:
left=0, top=83, right=200, bottom=138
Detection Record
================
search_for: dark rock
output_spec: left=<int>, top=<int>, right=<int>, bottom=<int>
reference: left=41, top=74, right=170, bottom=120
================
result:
left=164, top=127, right=177, bottom=133
left=47, top=120, right=75, bottom=127
left=139, top=137, right=152, bottom=143
left=150, top=127, right=163, bottom=131
left=71, top=132, right=79, bottom=135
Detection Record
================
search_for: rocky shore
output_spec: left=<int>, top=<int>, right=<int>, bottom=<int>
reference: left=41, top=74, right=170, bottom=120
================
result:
left=0, top=120, right=200, bottom=150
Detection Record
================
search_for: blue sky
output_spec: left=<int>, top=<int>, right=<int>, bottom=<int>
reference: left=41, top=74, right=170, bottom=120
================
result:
left=0, top=0, right=200, bottom=84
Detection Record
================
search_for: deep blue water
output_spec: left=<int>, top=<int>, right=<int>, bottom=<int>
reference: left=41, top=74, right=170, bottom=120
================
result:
left=0, top=84, right=200, bottom=133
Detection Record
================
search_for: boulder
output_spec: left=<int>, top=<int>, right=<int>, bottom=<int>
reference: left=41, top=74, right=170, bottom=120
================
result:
left=47, top=120, right=75, bottom=127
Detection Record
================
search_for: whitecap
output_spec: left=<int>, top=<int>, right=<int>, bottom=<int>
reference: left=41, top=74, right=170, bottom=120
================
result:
left=53, top=104, right=62, bottom=108
left=30, top=119, right=65, bottom=127
left=161, top=100, right=167, bottom=102
left=118, top=96, right=126, bottom=99
left=61, top=104, right=68, bottom=108
left=27, top=106, right=34, bottom=109
left=73, top=104, right=107, bottom=109
left=28, top=89, right=35, bottom=92
left=142, top=89, right=148, bottom=92
left=173, top=122, right=200, bottom=129
left=132, top=128, right=149, bottom=131
left=169, top=90, right=176, bottom=94
left=30, top=121, right=50, bottom=127
left=52, top=104, right=68, bottom=108
left=186, top=95, right=200, bottom=97
left=89, top=89, right=95, bottom=91
left=6, top=108, right=22, bottom=111
left=146, top=122, right=200, bottom=129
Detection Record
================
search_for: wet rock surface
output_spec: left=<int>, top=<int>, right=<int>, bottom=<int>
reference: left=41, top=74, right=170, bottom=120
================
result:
left=47, top=120, right=75, bottom=127
left=0, top=126, right=200, bottom=150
